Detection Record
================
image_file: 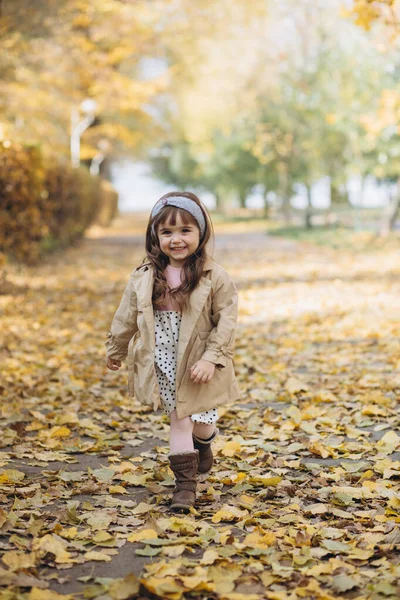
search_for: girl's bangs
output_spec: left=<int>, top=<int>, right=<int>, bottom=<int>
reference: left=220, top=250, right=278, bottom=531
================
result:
left=157, top=206, right=198, bottom=229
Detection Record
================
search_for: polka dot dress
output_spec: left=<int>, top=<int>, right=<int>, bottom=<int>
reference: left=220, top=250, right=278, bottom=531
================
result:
left=154, top=310, right=218, bottom=424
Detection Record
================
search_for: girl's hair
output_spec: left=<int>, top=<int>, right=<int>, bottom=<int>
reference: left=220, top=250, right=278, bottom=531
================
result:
left=142, top=191, right=213, bottom=311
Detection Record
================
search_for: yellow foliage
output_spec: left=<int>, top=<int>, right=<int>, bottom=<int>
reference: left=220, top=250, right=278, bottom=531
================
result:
left=128, top=529, right=159, bottom=543
left=0, top=470, right=25, bottom=484
left=32, top=534, right=72, bottom=563
left=0, top=142, right=118, bottom=264
left=220, top=440, right=242, bottom=457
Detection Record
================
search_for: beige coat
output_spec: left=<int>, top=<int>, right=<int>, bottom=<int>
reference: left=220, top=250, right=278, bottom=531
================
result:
left=105, top=257, right=240, bottom=419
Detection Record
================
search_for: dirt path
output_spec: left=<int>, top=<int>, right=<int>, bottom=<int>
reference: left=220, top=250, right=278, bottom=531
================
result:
left=1, top=220, right=400, bottom=599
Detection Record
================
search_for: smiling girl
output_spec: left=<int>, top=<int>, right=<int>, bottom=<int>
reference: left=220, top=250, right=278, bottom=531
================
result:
left=105, top=192, right=240, bottom=511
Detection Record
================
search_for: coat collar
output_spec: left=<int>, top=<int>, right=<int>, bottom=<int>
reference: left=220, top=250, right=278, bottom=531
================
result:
left=133, top=258, right=214, bottom=357
left=177, top=276, right=212, bottom=369
left=134, top=256, right=215, bottom=310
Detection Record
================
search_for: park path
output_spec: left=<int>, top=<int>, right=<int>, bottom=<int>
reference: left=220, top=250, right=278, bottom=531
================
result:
left=1, top=217, right=400, bottom=599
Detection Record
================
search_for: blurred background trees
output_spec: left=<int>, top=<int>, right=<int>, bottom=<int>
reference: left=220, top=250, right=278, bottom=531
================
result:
left=2, top=0, right=400, bottom=262
left=148, top=0, right=400, bottom=232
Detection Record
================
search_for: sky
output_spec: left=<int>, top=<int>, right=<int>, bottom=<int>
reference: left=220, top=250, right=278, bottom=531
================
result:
left=111, top=161, right=390, bottom=213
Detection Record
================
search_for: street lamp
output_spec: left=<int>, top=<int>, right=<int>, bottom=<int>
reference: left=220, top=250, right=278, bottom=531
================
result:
left=70, top=99, right=97, bottom=168
left=90, top=139, right=110, bottom=176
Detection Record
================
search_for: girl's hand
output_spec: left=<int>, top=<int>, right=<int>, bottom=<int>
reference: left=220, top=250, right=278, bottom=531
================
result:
left=189, top=359, right=215, bottom=384
left=107, top=358, right=122, bottom=371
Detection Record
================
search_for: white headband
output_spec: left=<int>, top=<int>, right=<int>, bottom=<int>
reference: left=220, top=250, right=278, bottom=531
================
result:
left=151, top=196, right=206, bottom=236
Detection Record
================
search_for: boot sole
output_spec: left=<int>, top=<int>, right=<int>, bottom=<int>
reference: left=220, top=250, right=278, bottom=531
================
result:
left=170, top=503, right=193, bottom=512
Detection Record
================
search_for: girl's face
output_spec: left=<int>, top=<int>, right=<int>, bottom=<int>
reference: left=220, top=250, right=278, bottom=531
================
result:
left=157, top=212, right=200, bottom=267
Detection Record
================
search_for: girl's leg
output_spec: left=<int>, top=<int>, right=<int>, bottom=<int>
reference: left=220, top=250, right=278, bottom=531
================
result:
left=192, top=422, right=219, bottom=475
left=192, top=422, right=216, bottom=441
left=169, top=410, right=194, bottom=453
left=168, top=410, right=197, bottom=511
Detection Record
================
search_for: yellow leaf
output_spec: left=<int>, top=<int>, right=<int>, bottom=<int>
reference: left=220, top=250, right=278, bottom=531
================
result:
left=180, top=566, right=209, bottom=590
left=347, top=547, right=374, bottom=560
left=313, top=390, right=338, bottom=403
left=308, top=441, right=330, bottom=458
left=109, top=485, right=128, bottom=495
left=0, top=469, right=25, bottom=484
left=84, top=550, right=112, bottom=562
left=161, top=544, right=186, bottom=558
left=243, top=530, right=276, bottom=547
left=212, top=505, right=247, bottom=523
left=50, top=426, right=71, bottom=438
left=200, top=549, right=219, bottom=564
left=248, top=476, right=282, bottom=487
left=121, top=473, right=148, bottom=486
left=237, top=494, right=256, bottom=509
left=128, top=528, right=158, bottom=543
left=108, top=574, right=139, bottom=599
left=132, top=502, right=155, bottom=515
left=92, top=531, right=116, bottom=544
left=221, top=440, right=242, bottom=457
left=32, top=534, right=72, bottom=563
left=286, top=405, right=302, bottom=425
left=58, top=412, right=79, bottom=425
left=60, top=527, right=78, bottom=540
left=285, top=377, right=309, bottom=395
left=388, top=496, right=400, bottom=509
left=86, top=511, right=112, bottom=530
left=218, top=593, right=260, bottom=600
left=377, top=430, right=400, bottom=454
left=208, top=563, right=242, bottom=594
left=28, top=589, right=73, bottom=600
left=2, top=550, right=36, bottom=571
left=0, top=508, right=7, bottom=527
left=362, top=404, right=387, bottom=416
left=270, top=362, right=286, bottom=373
left=142, top=575, right=186, bottom=597
left=305, top=503, right=329, bottom=515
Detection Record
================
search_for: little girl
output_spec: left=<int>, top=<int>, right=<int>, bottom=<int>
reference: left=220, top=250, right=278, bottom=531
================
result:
left=105, top=192, right=240, bottom=511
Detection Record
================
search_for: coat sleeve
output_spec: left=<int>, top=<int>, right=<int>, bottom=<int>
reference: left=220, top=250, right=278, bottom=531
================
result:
left=200, top=271, right=238, bottom=369
left=105, top=276, right=138, bottom=361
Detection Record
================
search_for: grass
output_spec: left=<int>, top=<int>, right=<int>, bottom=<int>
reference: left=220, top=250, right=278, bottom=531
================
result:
left=268, top=224, right=400, bottom=251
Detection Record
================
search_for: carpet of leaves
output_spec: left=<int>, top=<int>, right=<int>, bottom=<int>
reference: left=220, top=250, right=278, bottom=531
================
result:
left=0, top=221, right=400, bottom=600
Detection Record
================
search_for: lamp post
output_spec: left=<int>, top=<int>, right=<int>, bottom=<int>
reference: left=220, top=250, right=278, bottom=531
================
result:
left=70, top=99, right=97, bottom=168
left=90, top=139, right=110, bottom=176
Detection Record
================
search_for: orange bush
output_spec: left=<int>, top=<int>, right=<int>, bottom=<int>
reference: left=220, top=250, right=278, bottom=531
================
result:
left=0, top=141, right=118, bottom=265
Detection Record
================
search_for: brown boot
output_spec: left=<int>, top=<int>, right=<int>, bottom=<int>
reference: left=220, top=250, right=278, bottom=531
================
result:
left=168, top=450, right=199, bottom=512
left=193, top=428, right=219, bottom=474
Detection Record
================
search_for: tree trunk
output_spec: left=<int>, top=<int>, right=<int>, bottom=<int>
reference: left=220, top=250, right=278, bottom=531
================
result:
left=353, top=175, right=366, bottom=232
left=330, top=178, right=338, bottom=206
left=238, top=190, right=247, bottom=209
left=279, top=166, right=291, bottom=225
left=214, top=187, right=226, bottom=213
left=380, top=181, right=400, bottom=236
left=305, top=185, right=313, bottom=230
left=388, top=196, right=400, bottom=231
left=263, top=188, right=269, bottom=219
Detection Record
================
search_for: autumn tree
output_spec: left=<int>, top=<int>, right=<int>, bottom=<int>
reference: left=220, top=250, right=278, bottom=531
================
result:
left=0, top=0, right=165, bottom=161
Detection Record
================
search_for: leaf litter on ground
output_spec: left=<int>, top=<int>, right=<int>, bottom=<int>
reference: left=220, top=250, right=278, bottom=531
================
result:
left=0, top=220, right=400, bottom=599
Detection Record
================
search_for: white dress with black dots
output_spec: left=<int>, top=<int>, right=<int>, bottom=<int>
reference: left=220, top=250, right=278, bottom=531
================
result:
left=154, top=310, right=218, bottom=424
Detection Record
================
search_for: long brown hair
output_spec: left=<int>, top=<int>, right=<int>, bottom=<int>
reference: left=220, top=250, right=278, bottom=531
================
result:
left=142, top=191, right=213, bottom=311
